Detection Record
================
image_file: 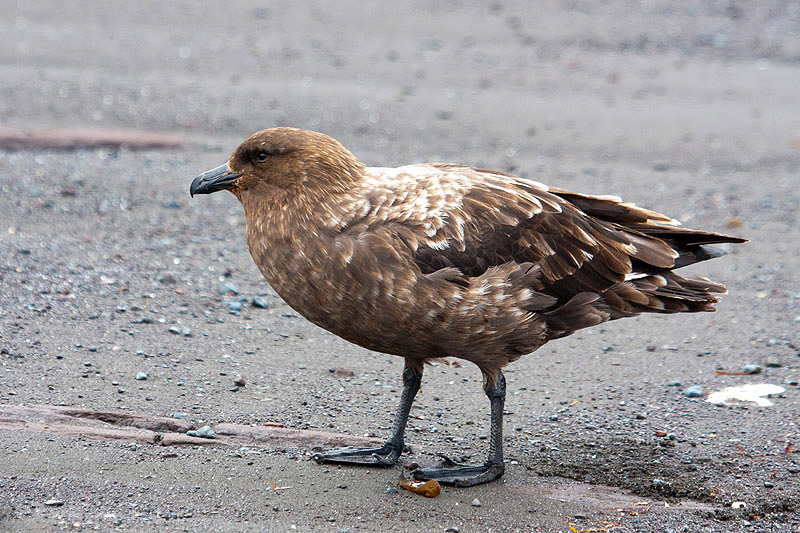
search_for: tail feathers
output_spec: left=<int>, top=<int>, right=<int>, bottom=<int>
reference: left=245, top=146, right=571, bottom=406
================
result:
left=544, top=272, right=726, bottom=339
left=625, top=224, right=747, bottom=247
left=612, top=272, right=725, bottom=315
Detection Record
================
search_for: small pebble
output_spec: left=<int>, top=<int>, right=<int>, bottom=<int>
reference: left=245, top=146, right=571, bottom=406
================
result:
left=742, top=364, right=761, bottom=375
left=655, top=430, right=668, bottom=437
left=44, top=499, right=65, bottom=506
left=684, top=385, right=703, bottom=398
left=667, top=380, right=681, bottom=387
left=135, top=372, right=148, bottom=381
left=764, top=481, right=775, bottom=488
left=219, top=282, right=239, bottom=295
left=385, top=487, right=398, bottom=494
left=764, top=359, right=781, bottom=368
left=187, top=425, right=216, bottom=438
left=224, top=300, right=242, bottom=312
left=252, top=296, right=269, bottom=309
left=471, top=498, right=481, bottom=507
left=667, top=433, right=677, bottom=440
left=180, top=327, right=192, bottom=337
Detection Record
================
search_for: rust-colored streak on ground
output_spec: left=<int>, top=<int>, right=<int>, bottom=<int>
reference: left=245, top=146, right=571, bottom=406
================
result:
left=0, top=125, right=186, bottom=150
left=0, top=404, right=382, bottom=449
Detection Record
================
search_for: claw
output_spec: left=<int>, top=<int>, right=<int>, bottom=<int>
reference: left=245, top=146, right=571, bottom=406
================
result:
left=433, top=453, right=462, bottom=467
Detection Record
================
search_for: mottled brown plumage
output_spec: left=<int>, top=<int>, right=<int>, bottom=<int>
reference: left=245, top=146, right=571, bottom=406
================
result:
left=190, top=127, right=745, bottom=486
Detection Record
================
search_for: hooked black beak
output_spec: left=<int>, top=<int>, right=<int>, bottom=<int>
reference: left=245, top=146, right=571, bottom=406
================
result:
left=190, top=164, right=242, bottom=197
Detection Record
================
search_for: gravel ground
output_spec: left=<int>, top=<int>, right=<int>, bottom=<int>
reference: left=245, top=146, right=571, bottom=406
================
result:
left=1, top=1, right=799, bottom=531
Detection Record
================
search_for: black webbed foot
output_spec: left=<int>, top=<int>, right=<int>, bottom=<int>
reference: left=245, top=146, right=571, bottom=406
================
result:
left=412, top=454, right=505, bottom=487
left=312, top=441, right=403, bottom=467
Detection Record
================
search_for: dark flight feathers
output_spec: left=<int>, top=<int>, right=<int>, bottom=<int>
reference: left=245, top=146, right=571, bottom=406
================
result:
left=406, top=164, right=745, bottom=339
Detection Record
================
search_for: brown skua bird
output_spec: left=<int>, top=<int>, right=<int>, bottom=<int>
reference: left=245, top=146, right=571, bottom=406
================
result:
left=190, top=127, right=745, bottom=486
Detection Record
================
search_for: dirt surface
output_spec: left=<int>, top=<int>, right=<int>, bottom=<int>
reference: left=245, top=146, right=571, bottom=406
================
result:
left=1, top=1, right=799, bottom=531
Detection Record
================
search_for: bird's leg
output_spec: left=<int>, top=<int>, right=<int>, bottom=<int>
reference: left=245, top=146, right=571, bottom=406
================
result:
left=412, top=370, right=506, bottom=486
left=312, top=363, right=422, bottom=467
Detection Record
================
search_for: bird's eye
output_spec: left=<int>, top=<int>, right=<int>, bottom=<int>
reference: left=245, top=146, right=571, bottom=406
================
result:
left=256, top=151, right=269, bottom=162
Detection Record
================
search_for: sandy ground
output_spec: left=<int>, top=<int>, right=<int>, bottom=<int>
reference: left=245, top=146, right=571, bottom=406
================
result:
left=1, top=1, right=799, bottom=531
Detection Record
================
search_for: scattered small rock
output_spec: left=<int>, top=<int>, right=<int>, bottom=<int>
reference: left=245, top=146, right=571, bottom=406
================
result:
left=731, top=501, right=746, bottom=509
left=158, top=273, right=177, bottom=284
left=727, top=217, right=743, bottom=229
left=44, top=499, right=65, bottom=507
left=332, top=367, right=355, bottom=378
left=742, top=364, right=761, bottom=375
left=224, top=300, right=242, bottom=312
left=655, top=430, right=668, bottom=437
left=764, top=481, right=775, bottom=488
left=252, top=296, right=269, bottom=309
left=764, top=359, right=782, bottom=368
left=219, top=282, right=239, bottom=295
left=187, top=425, right=216, bottom=438
left=385, top=487, right=398, bottom=494
left=471, top=498, right=481, bottom=507
left=667, top=380, right=681, bottom=387
left=135, top=372, right=148, bottom=381
left=180, top=327, right=192, bottom=337
left=233, top=374, right=246, bottom=387
left=684, top=385, right=703, bottom=398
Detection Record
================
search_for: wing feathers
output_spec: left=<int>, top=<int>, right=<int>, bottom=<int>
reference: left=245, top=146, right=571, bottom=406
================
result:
left=353, top=163, right=741, bottom=342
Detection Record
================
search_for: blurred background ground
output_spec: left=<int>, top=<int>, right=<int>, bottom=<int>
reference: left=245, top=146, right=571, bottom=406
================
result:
left=0, top=1, right=799, bottom=531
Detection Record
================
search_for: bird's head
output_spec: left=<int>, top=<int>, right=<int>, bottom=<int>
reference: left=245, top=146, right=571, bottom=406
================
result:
left=190, top=127, right=365, bottom=202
